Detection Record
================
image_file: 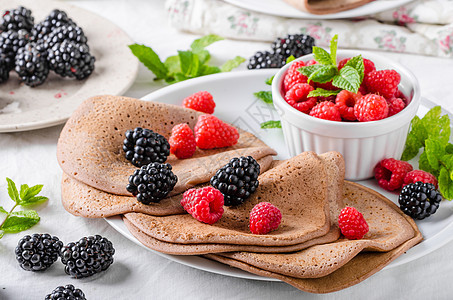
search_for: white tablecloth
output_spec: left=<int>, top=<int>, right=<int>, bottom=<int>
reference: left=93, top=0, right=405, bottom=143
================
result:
left=1, top=1, right=453, bottom=299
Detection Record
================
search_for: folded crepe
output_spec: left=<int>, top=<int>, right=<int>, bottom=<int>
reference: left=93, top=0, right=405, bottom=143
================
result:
left=283, top=0, right=373, bottom=15
left=57, top=95, right=276, bottom=197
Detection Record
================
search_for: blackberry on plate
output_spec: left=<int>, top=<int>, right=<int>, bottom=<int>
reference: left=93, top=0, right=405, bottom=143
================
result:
left=247, top=51, right=285, bottom=70
left=15, top=233, right=63, bottom=272
left=47, top=40, right=95, bottom=80
left=210, top=156, right=260, bottom=206
left=0, top=6, right=34, bottom=32
left=126, top=162, right=178, bottom=204
left=32, top=9, right=76, bottom=41
left=60, top=235, right=115, bottom=279
left=123, top=127, right=170, bottom=167
left=45, top=284, right=86, bottom=300
left=15, top=43, right=49, bottom=87
left=0, top=29, right=31, bottom=70
left=0, top=56, right=8, bottom=83
left=398, top=181, right=443, bottom=220
left=44, top=24, right=88, bottom=49
left=271, top=33, right=315, bottom=60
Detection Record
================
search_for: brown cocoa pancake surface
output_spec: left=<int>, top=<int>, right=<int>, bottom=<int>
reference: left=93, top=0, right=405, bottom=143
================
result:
left=283, top=0, right=373, bottom=15
left=57, top=95, right=276, bottom=196
left=123, top=151, right=332, bottom=247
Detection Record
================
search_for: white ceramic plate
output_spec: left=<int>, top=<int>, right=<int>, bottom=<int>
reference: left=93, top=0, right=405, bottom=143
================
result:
left=223, top=0, right=414, bottom=19
left=105, top=69, right=453, bottom=281
left=0, top=0, right=139, bottom=132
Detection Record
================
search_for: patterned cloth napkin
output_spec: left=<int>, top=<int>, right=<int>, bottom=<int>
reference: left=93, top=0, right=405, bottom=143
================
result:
left=165, top=0, right=453, bottom=57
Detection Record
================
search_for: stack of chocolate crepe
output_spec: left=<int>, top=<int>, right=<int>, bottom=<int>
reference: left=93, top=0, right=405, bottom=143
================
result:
left=57, top=95, right=422, bottom=294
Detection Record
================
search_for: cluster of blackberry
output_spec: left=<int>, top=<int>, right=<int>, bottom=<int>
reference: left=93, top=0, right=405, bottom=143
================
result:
left=0, top=6, right=95, bottom=86
left=247, top=34, right=315, bottom=69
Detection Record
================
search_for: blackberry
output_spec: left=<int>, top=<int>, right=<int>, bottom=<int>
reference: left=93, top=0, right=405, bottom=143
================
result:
left=210, top=156, right=260, bottom=206
left=126, top=162, right=178, bottom=204
left=47, top=40, right=95, bottom=80
left=14, top=43, right=49, bottom=87
left=15, top=233, right=63, bottom=272
left=0, top=6, right=34, bottom=32
left=123, top=127, right=170, bottom=167
left=44, top=24, right=88, bottom=49
left=398, top=181, right=442, bottom=220
left=32, top=9, right=76, bottom=41
left=271, top=34, right=315, bottom=60
left=0, top=29, right=31, bottom=70
left=0, top=56, right=8, bottom=83
left=45, top=285, right=86, bottom=300
left=60, top=235, right=115, bottom=279
left=247, top=51, right=285, bottom=70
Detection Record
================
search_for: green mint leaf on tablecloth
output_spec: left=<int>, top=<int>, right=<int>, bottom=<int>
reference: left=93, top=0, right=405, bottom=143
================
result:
left=0, top=210, right=40, bottom=233
left=332, top=66, right=361, bottom=93
left=220, top=56, right=246, bottom=72
left=20, top=184, right=43, bottom=202
left=19, top=196, right=48, bottom=207
left=329, top=34, right=338, bottom=66
left=265, top=76, right=274, bottom=85
left=19, top=184, right=29, bottom=200
left=128, top=44, right=168, bottom=80
left=307, top=88, right=341, bottom=98
left=286, top=55, right=296, bottom=64
left=308, top=65, right=337, bottom=84
left=312, top=46, right=334, bottom=66
left=190, top=34, right=224, bottom=53
left=254, top=91, right=273, bottom=104
left=0, top=206, right=7, bottom=214
left=343, top=55, right=364, bottom=82
left=261, top=120, right=281, bottom=129
left=6, top=178, right=20, bottom=204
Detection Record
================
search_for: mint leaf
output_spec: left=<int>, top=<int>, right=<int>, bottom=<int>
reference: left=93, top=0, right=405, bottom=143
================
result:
left=220, top=56, right=246, bottom=72
left=425, top=138, right=446, bottom=170
left=307, top=88, right=341, bottom=98
left=21, top=184, right=43, bottom=202
left=401, top=116, right=425, bottom=160
left=190, top=34, right=223, bottom=53
left=197, top=50, right=211, bottom=65
left=419, top=151, right=439, bottom=177
left=199, top=65, right=221, bottom=76
left=0, top=206, right=7, bottom=214
left=308, top=65, right=337, bottom=83
left=178, top=50, right=199, bottom=77
left=344, top=55, right=365, bottom=82
left=329, top=34, right=338, bottom=66
left=164, top=55, right=181, bottom=76
left=261, top=120, right=281, bottom=129
left=129, top=44, right=168, bottom=80
left=173, top=73, right=188, bottom=83
left=439, top=168, right=453, bottom=200
left=312, top=46, right=333, bottom=65
left=6, top=178, right=20, bottom=204
left=254, top=91, right=273, bottom=104
left=265, top=76, right=274, bottom=85
left=299, top=64, right=324, bottom=78
left=0, top=210, right=40, bottom=233
left=332, top=66, right=361, bottom=93
left=19, top=196, right=48, bottom=207
left=286, top=55, right=296, bottom=64
left=19, top=184, right=29, bottom=200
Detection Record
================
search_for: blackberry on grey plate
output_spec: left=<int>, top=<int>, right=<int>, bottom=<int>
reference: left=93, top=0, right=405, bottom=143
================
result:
left=15, top=233, right=63, bottom=272
left=47, top=40, right=95, bottom=80
left=32, top=9, right=76, bottom=41
left=0, top=56, right=8, bottom=83
left=271, top=33, right=315, bottom=59
left=247, top=51, right=285, bottom=70
left=0, top=29, right=31, bottom=70
left=123, top=127, right=170, bottom=167
left=126, top=162, right=178, bottom=204
left=44, top=24, right=88, bottom=49
left=45, top=284, right=86, bottom=300
left=398, top=181, right=442, bottom=220
left=211, top=156, right=260, bottom=206
left=60, top=235, right=115, bottom=279
left=0, top=6, right=34, bottom=32
left=14, top=43, right=49, bottom=87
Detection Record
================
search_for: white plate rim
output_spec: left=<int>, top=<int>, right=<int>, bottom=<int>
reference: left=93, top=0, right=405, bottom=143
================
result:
left=105, top=69, right=453, bottom=281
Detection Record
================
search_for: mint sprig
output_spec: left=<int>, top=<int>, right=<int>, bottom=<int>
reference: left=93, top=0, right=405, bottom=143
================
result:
left=0, top=178, right=48, bottom=238
left=401, top=106, right=453, bottom=199
left=261, top=120, right=281, bottom=129
left=129, top=34, right=245, bottom=84
left=298, top=34, right=364, bottom=97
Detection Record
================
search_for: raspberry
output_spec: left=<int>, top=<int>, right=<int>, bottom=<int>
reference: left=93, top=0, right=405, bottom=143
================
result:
left=335, top=90, right=361, bottom=121
left=374, top=158, right=413, bottom=191
left=354, top=94, right=389, bottom=122
left=403, top=170, right=438, bottom=189
left=249, top=202, right=282, bottom=235
left=183, top=91, right=215, bottom=114
left=181, top=187, right=224, bottom=224
left=338, top=57, right=376, bottom=76
left=338, top=207, right=369, bottom=240
left=305, top=59, right=317, bottom=66
left=387, top=97, right=406, bottom=117
left=283, top=61, right=307, bottom=92
left=284, top=83, right=317, bottom=113
left=194, top=115, right=239, bottom=149
left=169, top=123, right=196, bottom=159
left=309, top=101, right=341, bottom=121
left=364, top=69, right=401, bottom=99
left=315, top=80, right=337, bottom=91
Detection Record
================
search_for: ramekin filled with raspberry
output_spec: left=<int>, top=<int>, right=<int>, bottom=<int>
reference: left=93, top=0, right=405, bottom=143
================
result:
left=272, top=50, right=421, bottom=180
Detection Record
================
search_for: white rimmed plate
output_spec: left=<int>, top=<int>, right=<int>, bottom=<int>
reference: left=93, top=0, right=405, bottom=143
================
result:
left=106, top=69, right=453, bottom=281
left=0, top=0, right=139, bottom=132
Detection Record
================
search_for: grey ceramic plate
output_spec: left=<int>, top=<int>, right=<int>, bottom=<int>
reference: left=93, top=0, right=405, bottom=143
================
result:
left=0, top=0, right=139, bottom=132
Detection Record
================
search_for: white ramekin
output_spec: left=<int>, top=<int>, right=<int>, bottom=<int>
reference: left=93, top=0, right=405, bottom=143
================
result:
left=272, top=50, right=421, bottom=180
